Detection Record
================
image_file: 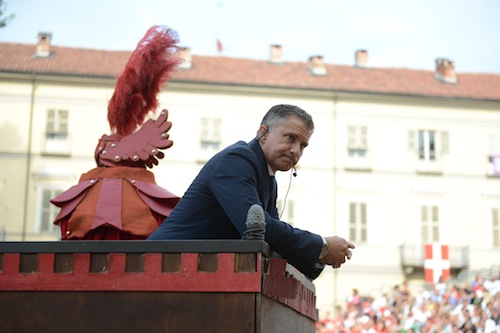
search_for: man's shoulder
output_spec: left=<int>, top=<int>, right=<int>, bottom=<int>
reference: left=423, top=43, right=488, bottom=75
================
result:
left=212, top=140, right=261, bottom=167
left=221, top=140, right=255, bottom=155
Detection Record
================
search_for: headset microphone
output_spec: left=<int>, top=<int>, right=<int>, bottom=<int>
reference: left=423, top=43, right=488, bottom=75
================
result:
left=256, top=128, right=268, bottom=141
left=292, top=167, right=297, bottom=177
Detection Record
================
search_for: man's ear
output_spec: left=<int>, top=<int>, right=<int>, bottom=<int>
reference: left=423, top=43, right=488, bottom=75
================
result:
left=257, top=125, right=268, bottom=141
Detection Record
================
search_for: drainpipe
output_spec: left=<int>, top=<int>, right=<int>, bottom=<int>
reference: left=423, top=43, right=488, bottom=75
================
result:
left=21, top=73, right=36, bottom=240
left=332, top=93, right=339, bottom=306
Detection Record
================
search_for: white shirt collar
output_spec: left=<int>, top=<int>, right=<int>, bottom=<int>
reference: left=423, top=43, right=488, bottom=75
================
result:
left=267, top=164, right=275, bottom=176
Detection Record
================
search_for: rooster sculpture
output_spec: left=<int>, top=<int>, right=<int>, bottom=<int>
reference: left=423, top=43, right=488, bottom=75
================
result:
left=50, top=26, right=181, bottom=240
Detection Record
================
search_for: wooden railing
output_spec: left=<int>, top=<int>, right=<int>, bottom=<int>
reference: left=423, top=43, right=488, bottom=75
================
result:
left=0, top=240, right=317, bottom=333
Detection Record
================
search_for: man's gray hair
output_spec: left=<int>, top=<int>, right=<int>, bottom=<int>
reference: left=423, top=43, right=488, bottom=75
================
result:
left=260, top=104, right=314, bottom=133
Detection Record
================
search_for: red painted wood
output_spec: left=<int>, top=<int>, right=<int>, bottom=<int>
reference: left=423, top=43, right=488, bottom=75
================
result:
left=263, top=258, right=318, bottom=321
left=0, top=252, right=262, bottom=292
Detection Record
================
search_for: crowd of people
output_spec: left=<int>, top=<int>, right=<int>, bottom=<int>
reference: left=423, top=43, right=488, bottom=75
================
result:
left=316, top=274, right=500, bottom=333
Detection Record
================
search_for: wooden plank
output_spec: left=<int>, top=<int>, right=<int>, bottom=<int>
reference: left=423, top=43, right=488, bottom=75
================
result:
left=0, top=240, right=271, bottom=255
left=54, top=253, right=73, bottom=273
left=19, top=253, right=37, bottom=273
left=90, top=253, right=109, bottom=273
left=235, top=253, right=257, bottom=273
left=0, top=253, right=263, bottom=292
left=161, top=253, right=181, bottom=272
left=0, top=291, right=257, bottom=333
left=125, top=253, right=144, bottom=272
left=259, top=295, right=315, bottom=333
left=198, top=253, right=218, bottom=272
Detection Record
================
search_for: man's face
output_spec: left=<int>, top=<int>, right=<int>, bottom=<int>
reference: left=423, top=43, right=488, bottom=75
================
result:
left=259, top=116, right=312, bottom=173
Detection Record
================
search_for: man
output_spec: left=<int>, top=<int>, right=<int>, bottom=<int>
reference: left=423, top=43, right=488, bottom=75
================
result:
left=148, top=104, right=355, bottom=279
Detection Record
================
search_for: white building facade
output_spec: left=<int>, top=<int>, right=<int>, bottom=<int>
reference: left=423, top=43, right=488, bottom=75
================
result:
left=1, top=38, right=499, bottom=314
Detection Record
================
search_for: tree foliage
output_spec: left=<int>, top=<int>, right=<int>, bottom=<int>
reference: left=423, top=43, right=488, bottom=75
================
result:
left=0, top=0, right=15, bottom=28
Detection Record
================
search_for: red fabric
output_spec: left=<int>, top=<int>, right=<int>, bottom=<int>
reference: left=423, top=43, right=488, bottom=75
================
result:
left=97, top=110, right=173, bottom=169
left=51, top=180, right=96, bottom=223
left=92, top=178, right=123, bottom=230
left=51, top=166, right=180, bottom=240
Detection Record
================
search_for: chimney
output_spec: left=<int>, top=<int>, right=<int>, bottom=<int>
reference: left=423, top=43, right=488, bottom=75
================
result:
left=308, top=55, right=327, bottom=76
left=435, top=58, right=457, bottom=83
left=355, top=49, right=368, bottom=68
left=177, top=46, right=192, bottom=69
left=36, top=32, right=52, bottom=58
left=269, top=44, right=283, bottom=64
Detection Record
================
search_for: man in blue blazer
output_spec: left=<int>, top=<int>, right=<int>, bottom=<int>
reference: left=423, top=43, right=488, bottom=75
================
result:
left=148, top=104, right=355, bottom=279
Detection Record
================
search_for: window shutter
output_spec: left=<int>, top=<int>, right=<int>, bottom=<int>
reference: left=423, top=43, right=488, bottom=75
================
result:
left=201, top=118, right=209, bottom=140
left=421, top=206, right=427, bottom=221
left=46, top=109, right=55, bottom=132
left=360, top=203, right=367, bottom=242
left=440, top=131, right=449, bottom=154
left=58, top=110, right=68, bottom=133
left=349, top=203, right=356, bottom=223
left=349, top=202, right=356, bottom=240
left=360, top=203, right=366, bottom=224
left=213, top=118, right=221, bottom=141
left=348, top=126, right=356, bottom=147
left=494, top=208, right=499, bottom=227
left=288, top=200, right=294, bottom=224
left=432, top=206, right=438, bottom=222
left=360, top=126, right=367, bottom=148
left=489, top=133, right=500, bottom=155
left=408, top=130, right=416, bottom=151
left=432, top=206, right=439, bottom=242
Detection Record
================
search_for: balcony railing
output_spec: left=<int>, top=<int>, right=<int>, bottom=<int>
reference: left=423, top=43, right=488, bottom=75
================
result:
left=399, top=243, right=469, bottom=269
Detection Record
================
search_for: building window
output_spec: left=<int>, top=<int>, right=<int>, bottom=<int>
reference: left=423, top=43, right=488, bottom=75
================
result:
left=487, top=133, right=500, bottom=176
left=419, top=130, right=436, bottom=161
left=38, top=188, right=62, bottom=234
left=493, top=208, right=499, bottom=248
left=44, top=109, right=70, bottom=155
left=409, top=129, right=448, bottom=174
left=348, top=126, right=367, bottom=157
left=46, top=109, right=68, bottom=139
left=198, top=118, right=221, bottom=161
left=346, top=126, right=370, bottom=170
left=349, top=202, right=367, bottom=243
left=421, top=205, right=439, bottom=243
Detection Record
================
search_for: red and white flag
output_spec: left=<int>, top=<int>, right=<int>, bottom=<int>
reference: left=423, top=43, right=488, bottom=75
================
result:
left=424, top=243, right=450, bottom=284
left=216, top=39, right=223, bottom=53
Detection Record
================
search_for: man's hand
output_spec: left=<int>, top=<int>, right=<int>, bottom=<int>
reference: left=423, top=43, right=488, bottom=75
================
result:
left=318, top=236, right=355, bottom=268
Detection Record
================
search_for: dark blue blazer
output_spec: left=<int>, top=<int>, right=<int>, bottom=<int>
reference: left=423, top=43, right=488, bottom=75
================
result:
left=148, top=139, right=323, bottom=279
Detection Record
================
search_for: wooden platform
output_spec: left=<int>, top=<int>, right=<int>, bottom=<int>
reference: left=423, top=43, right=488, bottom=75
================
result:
left=0, top=240, right=317, bottom=333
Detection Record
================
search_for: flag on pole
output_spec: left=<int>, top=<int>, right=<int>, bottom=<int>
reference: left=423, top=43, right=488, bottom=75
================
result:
left=216, top=39, right=223, bottom=53
left=424, top=243, right=450, bottom=284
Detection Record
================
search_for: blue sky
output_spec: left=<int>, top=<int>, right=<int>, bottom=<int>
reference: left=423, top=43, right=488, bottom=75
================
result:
left=1, top=0, right=499, bottom=73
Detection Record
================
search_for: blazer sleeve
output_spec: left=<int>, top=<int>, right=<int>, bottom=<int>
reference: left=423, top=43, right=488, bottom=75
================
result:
left=209, top=146, right=324, bottom=279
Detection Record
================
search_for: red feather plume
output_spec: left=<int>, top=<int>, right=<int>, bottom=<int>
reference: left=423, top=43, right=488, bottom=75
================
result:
left=107, top=26, right=181, bottom=136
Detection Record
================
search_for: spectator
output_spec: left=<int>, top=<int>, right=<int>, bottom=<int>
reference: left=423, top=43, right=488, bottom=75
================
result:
left=317, top=273, right=500, bottom=333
